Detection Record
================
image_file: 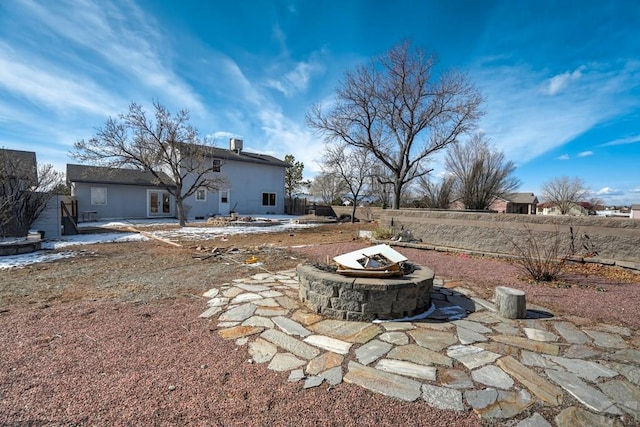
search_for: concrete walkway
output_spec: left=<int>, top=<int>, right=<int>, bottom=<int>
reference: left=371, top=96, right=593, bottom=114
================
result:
left=199, top=269, right=639, bottom=426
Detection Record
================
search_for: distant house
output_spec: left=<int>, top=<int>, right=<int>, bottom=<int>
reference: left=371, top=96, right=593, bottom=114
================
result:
left=450, top=192, right=538, bottom=213
left=67, top=139, right=289, bottom=222
left=537, top=201, right=594, bottom=216
left=631, top=204, right=640, bottom=220
left=490, top=193, right=538, bottom=214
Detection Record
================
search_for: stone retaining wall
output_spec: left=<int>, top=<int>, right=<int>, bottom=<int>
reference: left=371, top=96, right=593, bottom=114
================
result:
left=332, top=206, right=640, bottom=265
left=297, top=263, right=434, bottom=321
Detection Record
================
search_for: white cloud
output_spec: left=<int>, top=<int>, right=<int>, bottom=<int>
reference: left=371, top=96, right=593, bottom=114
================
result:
left=578, top=150, right=594, bottom=157
left=600, top=135, right=640, bottom=146
left=595, top=187, right=624, bottom=196
left=545, top=67, right=584, bottom=96
left=265, top=59, right=324, bottom=97
left=557, top=154, right=570, bottom=160
left=473, top=59, right=640, bottom=165
left=17, top=0, right=204, bottom=115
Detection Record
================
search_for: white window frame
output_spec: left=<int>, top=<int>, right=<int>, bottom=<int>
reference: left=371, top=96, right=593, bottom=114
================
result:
left=262, top=192, right=277, bottom=207
left=91, top=187, right=107, bottom=205
left=195, top=188, right=207, bottom=201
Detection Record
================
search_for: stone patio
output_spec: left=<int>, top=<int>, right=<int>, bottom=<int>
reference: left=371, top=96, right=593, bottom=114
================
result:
left=199, top=268, right=640, bottom=425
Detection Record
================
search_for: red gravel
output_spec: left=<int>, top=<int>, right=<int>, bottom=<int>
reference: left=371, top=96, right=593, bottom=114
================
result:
left=0, top=300, right=480, bottom=426
left=1, top=225, right=638, bottom=426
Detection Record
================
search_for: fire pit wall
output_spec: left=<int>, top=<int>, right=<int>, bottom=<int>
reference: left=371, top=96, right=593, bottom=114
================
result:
left=296, top=263, right=434, bottom=322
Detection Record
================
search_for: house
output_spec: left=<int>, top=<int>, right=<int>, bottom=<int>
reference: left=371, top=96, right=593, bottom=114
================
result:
left=537, top=201, right=593, bottom=216
left=490, top=193, right=538, bottom=214
left=449, top=192, right=538, bottom=213
left=67, top=139, right=289, bottom=221
left=67, top=164, right=177, bottom=221
left=631, top=204, right=640, bottom=220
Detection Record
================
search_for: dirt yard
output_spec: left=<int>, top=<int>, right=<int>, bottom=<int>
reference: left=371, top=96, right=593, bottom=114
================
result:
left=1, top=221, right=639, bottom=425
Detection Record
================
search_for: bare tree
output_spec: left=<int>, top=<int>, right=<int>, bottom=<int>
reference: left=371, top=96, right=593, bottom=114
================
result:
left=0, top=151, right=63, bottom=236
left=72, top=101, right=228, bottom=226
left=368, top=165, right=393, bottom=208
left=445, top=134, right=521, bottom=210
left=323, top=143, right=375, bottom=222
left=310, top=171, right=347, bottom=205
left=307, top=40, right=483, bottom=209
left=416, top=175, right=455, bottom=209
left=540, top=176, right=589, bottom=215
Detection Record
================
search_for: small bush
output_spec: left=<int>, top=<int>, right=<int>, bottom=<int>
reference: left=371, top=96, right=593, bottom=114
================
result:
left=503, top=225, right=567, bottom=282
left=372, top=226, right=394, bottom=240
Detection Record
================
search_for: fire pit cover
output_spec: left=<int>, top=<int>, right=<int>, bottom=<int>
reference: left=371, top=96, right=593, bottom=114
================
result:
left=333, top=244, right=407, bottom=277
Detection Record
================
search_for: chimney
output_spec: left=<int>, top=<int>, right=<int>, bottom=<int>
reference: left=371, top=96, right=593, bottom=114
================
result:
left=230, top=138, right=243, bottom=154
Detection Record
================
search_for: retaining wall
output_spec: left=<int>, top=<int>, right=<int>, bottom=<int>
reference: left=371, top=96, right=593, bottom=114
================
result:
left=331, top=206, right=640, bottom=265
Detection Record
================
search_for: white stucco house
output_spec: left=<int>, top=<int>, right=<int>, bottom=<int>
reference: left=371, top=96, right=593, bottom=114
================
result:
left=67, top=139, right=289, bottom=222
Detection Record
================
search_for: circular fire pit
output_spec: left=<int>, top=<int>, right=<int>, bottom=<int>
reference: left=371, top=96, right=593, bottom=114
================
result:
left=297, top=263, right=434, bottom=321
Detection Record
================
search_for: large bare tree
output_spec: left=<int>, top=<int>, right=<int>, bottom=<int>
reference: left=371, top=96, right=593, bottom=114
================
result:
left=445, top=134, right=521, bottom=210
left=310, top=171, right=347, bottom=205
left=541, top=176, right=589, bottom=215
left=416, top=175, right=455, bottom=209
left=322, top=143, right=375, bottom=222
left=72, top=101, right=227, bottom=226
left=0, top=151, right=63, bottom=236
left=307, top=41, right=483, bottom=209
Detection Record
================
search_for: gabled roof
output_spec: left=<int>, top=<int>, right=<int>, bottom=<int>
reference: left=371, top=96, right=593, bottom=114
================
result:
left=0, top=148, right=37, bottom=183
left=205, top=146, right=290, bottom=168
left=67, top=164, right=174, bottom=187
left=503, top=192, right=538, bottom=204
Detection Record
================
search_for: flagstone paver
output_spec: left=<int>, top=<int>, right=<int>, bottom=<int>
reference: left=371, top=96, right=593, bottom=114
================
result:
left=545, top=369, right=621, bottom=414
left=422, top=384, right=465, bottom=411
left=471, top=365, right=514, bottom=389
left=344, top=361, right=422, bottom=402
left=200, top=268, right=637, bottom=425
left=355, top=339, right=393, bottom=365
left=375, top=358, right=437, bottom=381
left=303, top=335, right=352, bottom=355
left=552, top=321, right=590, bottom=344
left=517, top=412, right=552, bottom=427
left=555, top=406, right=624, bottom=427
left=388, top=344, right=453, bottom=367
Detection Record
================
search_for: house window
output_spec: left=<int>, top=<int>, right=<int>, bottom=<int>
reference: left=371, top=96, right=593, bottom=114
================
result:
left=212, top=159, right=221, bottom=172
left=91, top=187, right=107, bottom=205
left=220, top=191, right=229, bottom=204
left=262, top=192, right=276, bottom=206
left=195, top=188, right=206, bottom=201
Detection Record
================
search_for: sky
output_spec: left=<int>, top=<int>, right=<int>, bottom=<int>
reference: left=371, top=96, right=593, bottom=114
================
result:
left=1, top=0, right=639, bottom=206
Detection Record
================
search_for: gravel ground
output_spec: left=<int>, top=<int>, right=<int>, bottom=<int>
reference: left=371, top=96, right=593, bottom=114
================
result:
left=1, top=222, right=639, bottom=425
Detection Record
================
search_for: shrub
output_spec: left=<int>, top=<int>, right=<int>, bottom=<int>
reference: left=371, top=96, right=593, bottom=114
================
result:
left=372, top=226, right=394, bottom=240
left=503, top=225, right=568, bottom=282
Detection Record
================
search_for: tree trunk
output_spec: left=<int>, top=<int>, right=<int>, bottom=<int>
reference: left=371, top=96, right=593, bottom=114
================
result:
left=176, top=197, right=187, bottom=227
left=392, top=181, right=402, bottom=210
left=351, top=203, right=357, bottom=223
left=495, top=286, right=527, bottom=319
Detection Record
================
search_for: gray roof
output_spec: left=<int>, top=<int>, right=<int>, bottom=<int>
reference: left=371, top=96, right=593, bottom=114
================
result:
left=67, top=164, right=174, bottom=187
left=0, top=148, right=37, bottom=183
left=504, top=192, right=538, bottom=204
left=205, top=146, right=290, bottom=168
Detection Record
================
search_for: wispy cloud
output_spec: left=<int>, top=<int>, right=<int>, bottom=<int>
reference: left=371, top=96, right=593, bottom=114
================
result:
left=265, top=59, right=325, bottom=97
left=595, top=187, right=624, bottom=196
left=544, top=67, right=584, bottom=96
left=15, top=0, right=204, bottom=115
left=474, top=59, right=640, bottom=164
left=600, top=135, right=640, bottom=147
left=578, top=150, right=594, bottom=157
left=557, top=154, right=570, bottom=160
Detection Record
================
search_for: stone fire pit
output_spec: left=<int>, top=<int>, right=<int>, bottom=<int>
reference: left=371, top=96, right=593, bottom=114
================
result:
left=296, top=263, right=434, bottom=322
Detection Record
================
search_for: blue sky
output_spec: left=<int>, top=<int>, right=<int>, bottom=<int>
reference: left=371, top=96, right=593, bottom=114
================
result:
left=1, top=0, right=639, bottom=205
